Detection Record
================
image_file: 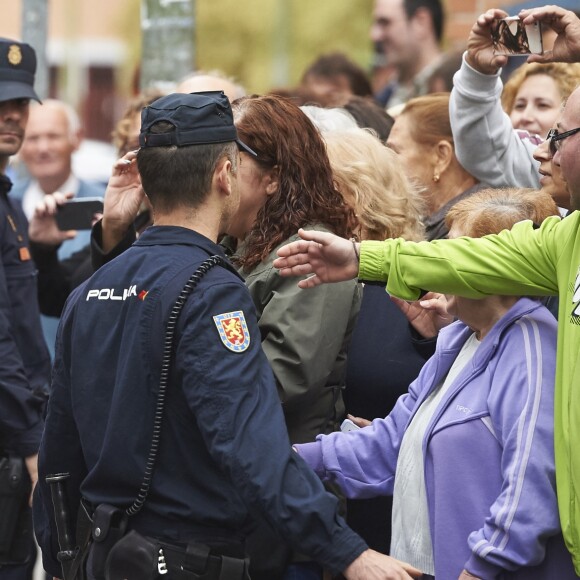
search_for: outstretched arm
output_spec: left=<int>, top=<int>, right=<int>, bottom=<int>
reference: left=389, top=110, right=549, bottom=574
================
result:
left=273, top=228, right=359, bottom=288
left=449, top=9, right=541, bottom=189
left=520, top=5, right=580, bottom=63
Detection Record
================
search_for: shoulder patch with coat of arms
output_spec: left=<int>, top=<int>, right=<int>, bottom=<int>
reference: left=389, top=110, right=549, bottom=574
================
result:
left=213, top=310, right=250, bottom=352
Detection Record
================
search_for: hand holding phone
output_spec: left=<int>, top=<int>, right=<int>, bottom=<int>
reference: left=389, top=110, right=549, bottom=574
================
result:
left=465, top=9, right=512, bottom=75
left=341, top=419, right=361, bottom=433
left=29, top=191, right=77, bottom=246
left=520, top=5, right=580, bottom=64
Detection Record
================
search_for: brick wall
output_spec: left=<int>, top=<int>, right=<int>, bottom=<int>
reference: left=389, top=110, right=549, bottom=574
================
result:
left=445, top=0, right=526, bottom=48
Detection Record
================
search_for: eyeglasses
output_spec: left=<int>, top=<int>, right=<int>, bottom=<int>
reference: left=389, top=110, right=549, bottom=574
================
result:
left=548, top=126, right=580, bottom=156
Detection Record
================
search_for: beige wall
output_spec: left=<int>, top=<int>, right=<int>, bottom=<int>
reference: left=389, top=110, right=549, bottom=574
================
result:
left=4, top=0, right=545, bottom=139
left=4, top=3, right=20, bottom=34
left=5, top=0, right=131, bottom=40
left=6, top=0, right=537, bottom=83
left=5, top=1, right=136, bottom=141
left=445, top=0, right=536, bottom=48
left=8, top=0, right=529, bottom=44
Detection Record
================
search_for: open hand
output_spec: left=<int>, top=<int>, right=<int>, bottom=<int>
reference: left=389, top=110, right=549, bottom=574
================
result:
left=102, top=150, right=145, bottom=252
left=274, top=228, right=359, bottom=288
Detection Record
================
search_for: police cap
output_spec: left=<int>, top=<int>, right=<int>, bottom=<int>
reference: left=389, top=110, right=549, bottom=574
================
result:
left=0, top=38, right=40, bottom=104
left=139, top=91, right=256, bottom=156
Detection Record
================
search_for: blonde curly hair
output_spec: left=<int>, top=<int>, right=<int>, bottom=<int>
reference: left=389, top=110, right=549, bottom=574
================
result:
left=325, top=129, right=425, bottom=242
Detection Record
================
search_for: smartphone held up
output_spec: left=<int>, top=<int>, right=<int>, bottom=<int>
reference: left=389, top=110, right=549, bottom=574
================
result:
left=55, top=197, right=104, bottom=231
left=491, top=16, right=543, bottom=56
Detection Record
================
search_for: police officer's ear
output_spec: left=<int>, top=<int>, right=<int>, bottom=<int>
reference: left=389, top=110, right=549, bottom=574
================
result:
left=215, top=156, right=234, bottom=196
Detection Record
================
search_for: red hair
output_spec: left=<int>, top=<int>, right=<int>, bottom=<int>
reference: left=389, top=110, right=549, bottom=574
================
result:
left=445, top=187, right=559, bottom=237
left=233, top=95, right=354, bottom=270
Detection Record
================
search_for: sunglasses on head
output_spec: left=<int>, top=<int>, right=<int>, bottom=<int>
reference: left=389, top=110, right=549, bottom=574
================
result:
left=547, top=126, right=580, bottom=157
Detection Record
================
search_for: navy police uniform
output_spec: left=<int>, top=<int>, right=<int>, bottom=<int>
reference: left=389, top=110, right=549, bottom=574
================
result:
left=0, top=176, right=49, bottom=459
left=0, top=177, right=50, bottom=580
left=0, top=37, right=49, bottom=579
left=33, top=226, right=368, bottom=578
left=0, top=38, right=48, bottom=458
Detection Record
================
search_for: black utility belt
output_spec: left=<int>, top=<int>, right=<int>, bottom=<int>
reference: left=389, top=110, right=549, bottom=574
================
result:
left=156, top=538, right=249, bottom=580
left=91, top=529, right=249, bottom=580
left=86, top=504, right=248, bottom=580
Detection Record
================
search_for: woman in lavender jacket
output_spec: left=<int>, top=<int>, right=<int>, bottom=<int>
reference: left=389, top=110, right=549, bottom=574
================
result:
left=295, top=188, right=576, bottom=580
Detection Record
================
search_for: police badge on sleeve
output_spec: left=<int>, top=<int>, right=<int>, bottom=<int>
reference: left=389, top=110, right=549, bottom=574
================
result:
left=213, top=311, right=250, bottom=352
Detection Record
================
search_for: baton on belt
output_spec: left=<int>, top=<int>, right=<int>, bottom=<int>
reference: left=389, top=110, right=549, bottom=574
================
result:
left=46, top=473, right=78, bottom=580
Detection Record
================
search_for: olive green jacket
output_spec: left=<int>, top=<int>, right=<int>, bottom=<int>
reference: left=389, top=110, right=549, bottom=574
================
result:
left=241, top=226, right=361, bottom=444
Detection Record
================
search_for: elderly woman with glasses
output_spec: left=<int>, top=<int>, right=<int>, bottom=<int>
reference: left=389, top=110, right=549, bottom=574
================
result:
left=449, top=8, right=580, bottom=192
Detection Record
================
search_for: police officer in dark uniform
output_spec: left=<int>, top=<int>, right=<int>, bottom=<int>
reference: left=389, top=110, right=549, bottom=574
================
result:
left=32, top=92, right=420, bottom=580
left=0, top=38, right=51, bottom=580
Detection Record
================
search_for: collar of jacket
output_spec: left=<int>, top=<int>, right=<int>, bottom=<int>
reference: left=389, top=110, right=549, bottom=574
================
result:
left=439, top=297, right=549, bottom=367
left=134, top=225, right=242, bottom=280
left=0, top=174, right=12, bottom=196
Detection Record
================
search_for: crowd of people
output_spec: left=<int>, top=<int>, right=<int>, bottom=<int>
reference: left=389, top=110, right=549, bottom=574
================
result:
left=3, top=2, right=580, bottom=580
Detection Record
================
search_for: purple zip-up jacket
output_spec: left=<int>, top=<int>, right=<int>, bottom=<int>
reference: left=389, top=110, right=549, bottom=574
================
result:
left=297, top=298, right=576, bottom=579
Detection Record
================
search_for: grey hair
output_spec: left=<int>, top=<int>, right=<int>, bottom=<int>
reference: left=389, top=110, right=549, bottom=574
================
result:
left=30, top=98, right=81, bottom=140
left=300, top=105, right=358, bottom=135
left=177, top=69, right=246, bottom=101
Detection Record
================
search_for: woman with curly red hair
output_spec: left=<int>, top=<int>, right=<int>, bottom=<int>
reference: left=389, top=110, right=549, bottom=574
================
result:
left=228, top=94, right=360, bottom=580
